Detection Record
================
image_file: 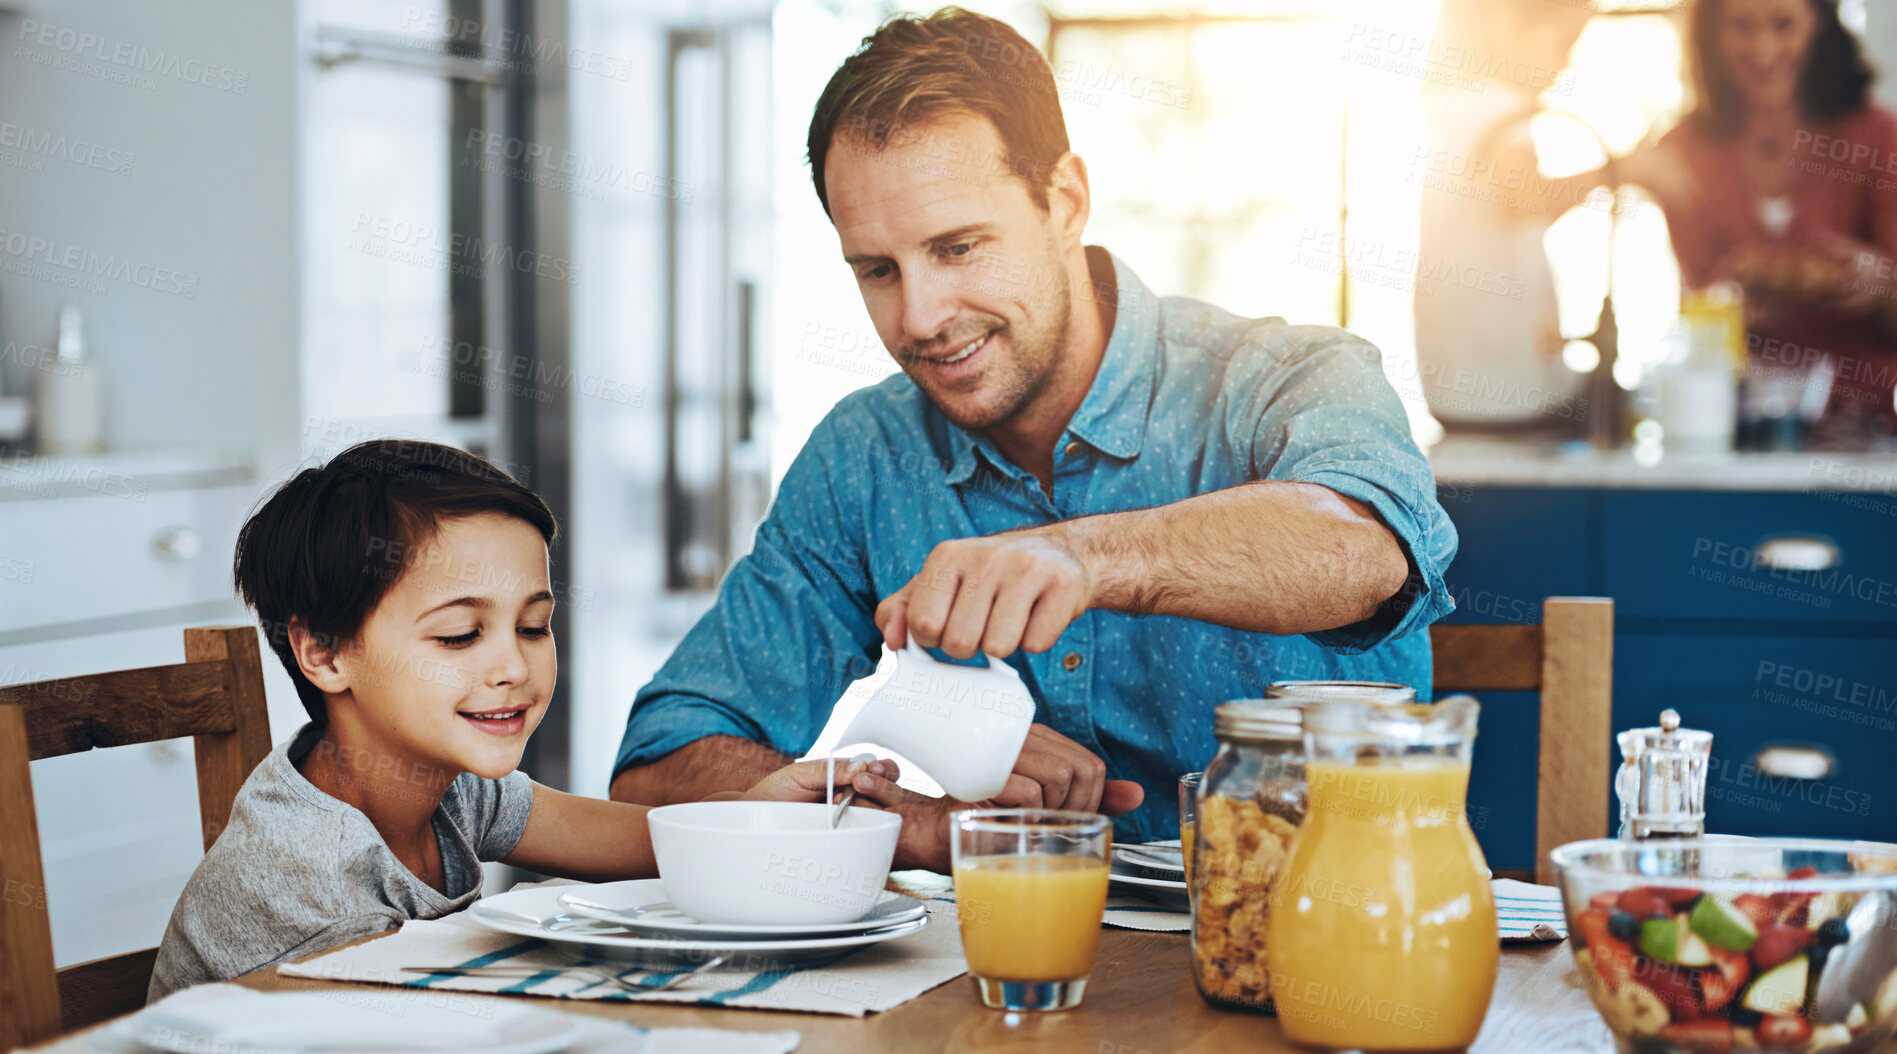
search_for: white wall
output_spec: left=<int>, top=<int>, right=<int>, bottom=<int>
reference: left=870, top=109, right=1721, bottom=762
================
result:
left=563, top=0, right=738, bottom=797
left=1864, top=0, right=1897, bottom=112
left=0, top=1, right=300, bottom=455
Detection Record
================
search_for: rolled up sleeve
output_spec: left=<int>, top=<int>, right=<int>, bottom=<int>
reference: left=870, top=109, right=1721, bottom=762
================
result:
left=613, top=414, right=885, bottom=778
left=1246, top=325, right=1459, bottom=653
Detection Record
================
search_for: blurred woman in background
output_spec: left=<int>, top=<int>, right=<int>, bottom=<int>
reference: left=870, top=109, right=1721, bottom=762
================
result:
left=1646, top=0, right=1897, bottom=439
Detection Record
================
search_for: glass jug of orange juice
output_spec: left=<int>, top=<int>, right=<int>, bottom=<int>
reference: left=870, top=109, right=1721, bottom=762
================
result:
left=1266, top=694, right=1498, bottom=1051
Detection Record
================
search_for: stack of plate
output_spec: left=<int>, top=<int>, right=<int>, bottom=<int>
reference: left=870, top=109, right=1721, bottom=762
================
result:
left=470, top=880, right=929, bottom=969
left=1110, top=840, right=1188, bottom=908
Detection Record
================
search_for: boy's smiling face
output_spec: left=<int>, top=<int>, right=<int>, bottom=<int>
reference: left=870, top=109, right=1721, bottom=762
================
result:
left=324, top=512, right=556, bottom=782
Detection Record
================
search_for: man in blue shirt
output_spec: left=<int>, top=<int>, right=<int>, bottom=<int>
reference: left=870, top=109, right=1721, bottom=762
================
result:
left=611, top=8, right=1457, bottom=871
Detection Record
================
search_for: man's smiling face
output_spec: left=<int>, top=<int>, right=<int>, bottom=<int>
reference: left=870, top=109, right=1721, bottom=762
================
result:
left=824, top=110, right=1075, bottom=432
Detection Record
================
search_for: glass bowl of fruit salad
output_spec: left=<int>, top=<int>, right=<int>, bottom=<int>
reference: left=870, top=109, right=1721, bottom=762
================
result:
left=1551, top=838, right=1897, bottom=1054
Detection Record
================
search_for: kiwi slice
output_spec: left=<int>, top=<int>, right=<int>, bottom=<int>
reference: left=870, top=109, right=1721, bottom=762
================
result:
left=1639, top=915, right=1712, bottom=967
left=1688, top=895, right=1758, bottom=953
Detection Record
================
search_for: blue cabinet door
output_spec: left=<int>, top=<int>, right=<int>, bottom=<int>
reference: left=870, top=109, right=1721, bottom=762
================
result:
left=1465, top=689, right=1543, bottom=873
left=1437, top=487, right=1597, bottom=626
left=1604, top=491, right=1897, bottom=624
left=1615, top=635, right=1895, bottom=840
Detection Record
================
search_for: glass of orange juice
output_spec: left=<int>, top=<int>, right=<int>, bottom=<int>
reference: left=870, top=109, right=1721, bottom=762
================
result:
left=1178, top=772, right=1202, bottom=890
left=951, top=809, right=1111, bottom=1012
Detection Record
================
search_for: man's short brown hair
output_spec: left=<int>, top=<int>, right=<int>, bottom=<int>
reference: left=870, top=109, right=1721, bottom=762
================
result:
left=805, top=7, right=1070, bottom=219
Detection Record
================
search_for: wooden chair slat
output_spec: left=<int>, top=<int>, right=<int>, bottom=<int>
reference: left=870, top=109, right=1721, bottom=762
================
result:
left=1430, top=624, right=1544, bottom=692
left=0, top=661, right=236, bottom=762
left=0, top=703, right=62, bottom=1048
left=1535, top=598, right=1615, bottom=886
left=0, top=624, right=271, bottom=1048
left=187, top=627, right=274, bottom=852
left=57, top=948, right=160, bottom=1033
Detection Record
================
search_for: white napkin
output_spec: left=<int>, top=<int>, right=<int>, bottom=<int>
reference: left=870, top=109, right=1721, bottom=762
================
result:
left=277, top=895, right=967, bottom=1018
left=1492, top=878, right=1568, bottom=941
left=126, top=985, right=553, bottom=1051
left=35, top=983, right=799, bottom=1054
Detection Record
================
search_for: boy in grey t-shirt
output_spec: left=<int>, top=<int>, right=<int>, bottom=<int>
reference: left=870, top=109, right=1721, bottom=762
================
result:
left=150, top=441, right=900, bottom=1001
left=150, top=724, right=534, bottom=996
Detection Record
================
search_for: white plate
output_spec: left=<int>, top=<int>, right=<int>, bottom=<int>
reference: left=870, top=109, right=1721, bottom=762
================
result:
left=115, top=987, right=581, bottom=1054
left=558, top=880, right=925, bottom=940
left=1109, top=869, right=1187, bottom=894
left=472, top=884, right=930, bottom=968
left=1109, top=868, right=1189, bottom=911
left=1112, top=845, right=1183, bottom=874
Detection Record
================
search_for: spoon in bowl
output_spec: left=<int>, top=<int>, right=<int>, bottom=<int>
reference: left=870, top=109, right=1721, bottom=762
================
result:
left=830, top=752, right=878, bottom=829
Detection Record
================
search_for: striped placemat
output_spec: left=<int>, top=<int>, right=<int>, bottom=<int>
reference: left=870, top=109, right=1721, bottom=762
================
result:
left=278, top=895, right=967, bottom=1017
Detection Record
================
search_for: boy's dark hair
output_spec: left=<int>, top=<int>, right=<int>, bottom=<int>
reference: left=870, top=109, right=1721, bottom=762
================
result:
left=1689, top=0, right=1874, bottom=138
left=234, top=440, right=557, bottom=726
left=805, top=7, right=1069, bottom=218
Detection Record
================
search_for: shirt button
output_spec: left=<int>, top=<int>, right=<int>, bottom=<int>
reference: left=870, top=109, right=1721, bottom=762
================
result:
left=1063, top=440, right=1083, bottom=457
left=1062, top=653, right=1082, bottom=671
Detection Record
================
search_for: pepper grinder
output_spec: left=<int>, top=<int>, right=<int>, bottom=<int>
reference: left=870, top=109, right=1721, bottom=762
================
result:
left=1615, top=708, right=1713, bottom=840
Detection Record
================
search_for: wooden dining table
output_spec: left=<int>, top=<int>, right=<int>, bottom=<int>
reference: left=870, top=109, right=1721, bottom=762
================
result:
left=202, top=928, right=1607, bottom=1053
left=44, top=875, right=1897, bottom=1053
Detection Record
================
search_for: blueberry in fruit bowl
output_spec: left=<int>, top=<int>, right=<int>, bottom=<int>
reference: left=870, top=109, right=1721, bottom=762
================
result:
left=1607, top=910, right=1640, bottom=941
left=1816, top=917, right=1848, bottom=947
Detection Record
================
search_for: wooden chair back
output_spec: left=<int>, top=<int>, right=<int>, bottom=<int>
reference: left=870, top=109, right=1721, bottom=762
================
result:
left=1430, top=597, right=1614, bottom=885
left=0, top=625, right=271, bottom=1049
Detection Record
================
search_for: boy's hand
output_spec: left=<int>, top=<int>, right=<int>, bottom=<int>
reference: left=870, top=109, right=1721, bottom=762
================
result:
left=735, top=756, right=904, bottom=805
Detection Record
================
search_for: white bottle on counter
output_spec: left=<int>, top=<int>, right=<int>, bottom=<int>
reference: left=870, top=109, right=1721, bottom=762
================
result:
left=36, top=303, right=105, bottom=457
left=1656, top=285, right=1741, bottom=453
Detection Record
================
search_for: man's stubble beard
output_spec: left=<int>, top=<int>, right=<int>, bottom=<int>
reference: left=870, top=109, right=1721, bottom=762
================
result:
left=916, top=260, right=1073, bottom=433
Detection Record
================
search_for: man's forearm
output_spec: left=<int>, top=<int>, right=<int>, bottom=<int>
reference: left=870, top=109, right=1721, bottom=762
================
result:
left=608, top=735, right=794, bottom=806
left=1057, top=481, right=1411, bottom=636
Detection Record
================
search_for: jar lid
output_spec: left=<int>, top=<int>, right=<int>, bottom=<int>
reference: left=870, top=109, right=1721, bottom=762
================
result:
left=1266, top=680, right=1417, bottom=704
left=1214, top=699, right=1304, bottom=742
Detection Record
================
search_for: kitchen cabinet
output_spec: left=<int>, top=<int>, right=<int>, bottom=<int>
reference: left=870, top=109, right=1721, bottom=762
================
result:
left=0, top=453, right=307, bottom=967
left=1432, top=440, right=1897, bottom=871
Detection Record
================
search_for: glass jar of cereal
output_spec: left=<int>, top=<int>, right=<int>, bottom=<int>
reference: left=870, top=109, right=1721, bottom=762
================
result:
left=1189, top=700, right=1308, bottom=1013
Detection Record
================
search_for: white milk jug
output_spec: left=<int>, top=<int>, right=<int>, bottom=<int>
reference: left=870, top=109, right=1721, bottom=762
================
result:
left=835, top=641, right=1037, bottom=802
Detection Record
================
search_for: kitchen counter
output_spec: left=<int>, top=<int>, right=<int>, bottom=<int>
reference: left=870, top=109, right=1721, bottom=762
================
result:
left=0, top=447, right=260, bottom=501
left=1427, top=437, right=1897, bottom=493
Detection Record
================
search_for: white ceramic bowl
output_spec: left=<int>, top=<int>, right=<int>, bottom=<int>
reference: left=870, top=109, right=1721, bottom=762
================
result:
left=646, top=801, right=902, bottom=926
